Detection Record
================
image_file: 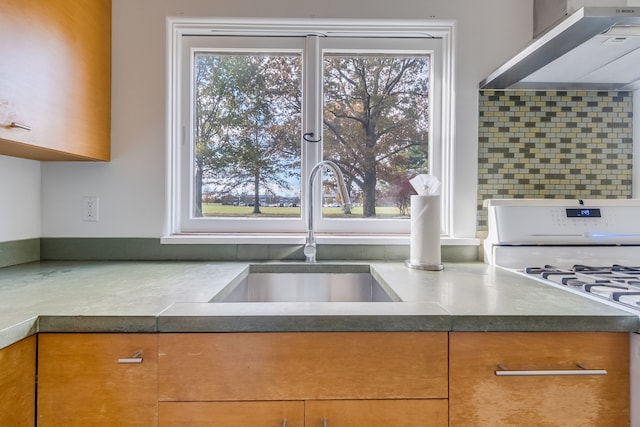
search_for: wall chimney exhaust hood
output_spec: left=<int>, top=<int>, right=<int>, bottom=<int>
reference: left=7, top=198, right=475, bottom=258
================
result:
left=480, top=6, right=640, bottom=90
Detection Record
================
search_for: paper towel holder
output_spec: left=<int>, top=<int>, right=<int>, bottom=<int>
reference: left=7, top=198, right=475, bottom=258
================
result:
left=404, top=260, right=444, bottom=271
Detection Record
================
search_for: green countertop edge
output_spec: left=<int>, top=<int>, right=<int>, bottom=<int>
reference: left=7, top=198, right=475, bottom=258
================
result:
left=0, top=261, right=638, bottom=350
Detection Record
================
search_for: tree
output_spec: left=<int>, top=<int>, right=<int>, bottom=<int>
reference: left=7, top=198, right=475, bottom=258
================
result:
left=194, top=54, right=301, bottom=216
left=323, top=55, right=430, bottom=217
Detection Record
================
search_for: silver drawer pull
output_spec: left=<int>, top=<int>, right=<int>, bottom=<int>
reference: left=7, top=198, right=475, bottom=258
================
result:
left=496, top=363, right=607, bottom=376
left=9, top=122, right=32, bottom=131
left=118, top=351, right=143, bottom=364
left=281, top=419, right=287, bottom=427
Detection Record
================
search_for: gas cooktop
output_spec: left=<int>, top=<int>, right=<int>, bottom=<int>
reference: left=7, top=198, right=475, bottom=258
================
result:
left=522, top=264, right=640, bottom=311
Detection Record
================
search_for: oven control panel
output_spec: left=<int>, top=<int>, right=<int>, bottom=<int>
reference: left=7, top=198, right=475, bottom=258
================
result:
left=489, top=204, right=640, bottom=244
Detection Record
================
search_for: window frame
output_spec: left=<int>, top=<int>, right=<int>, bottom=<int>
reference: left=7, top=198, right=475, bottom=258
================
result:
left=165, top=18, right=455, bottom=239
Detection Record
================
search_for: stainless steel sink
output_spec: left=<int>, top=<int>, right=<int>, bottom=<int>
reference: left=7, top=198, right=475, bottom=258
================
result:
left=211, top=264, right=400, bottom=303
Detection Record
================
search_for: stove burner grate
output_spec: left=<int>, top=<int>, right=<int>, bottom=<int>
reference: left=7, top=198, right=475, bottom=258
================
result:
left=522, top=264, right=640, bottom=311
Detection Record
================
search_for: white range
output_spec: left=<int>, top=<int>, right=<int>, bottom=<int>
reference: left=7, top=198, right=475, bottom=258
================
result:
left=484, top=198, right=640, bottom=427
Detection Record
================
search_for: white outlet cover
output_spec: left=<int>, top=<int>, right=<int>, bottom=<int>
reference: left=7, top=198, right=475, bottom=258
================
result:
left=82, top=196, right=99, bottom=222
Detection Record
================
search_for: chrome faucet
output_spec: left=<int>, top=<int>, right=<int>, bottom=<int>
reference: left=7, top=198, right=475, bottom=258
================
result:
left=304, top=160, right=352, bottom=263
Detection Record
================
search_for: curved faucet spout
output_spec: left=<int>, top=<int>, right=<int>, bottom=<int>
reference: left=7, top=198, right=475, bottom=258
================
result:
left=304, top=160, right=352, bottom=262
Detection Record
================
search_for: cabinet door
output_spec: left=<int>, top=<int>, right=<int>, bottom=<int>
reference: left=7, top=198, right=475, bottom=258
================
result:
left=159, top=401, right=304, bottom=427
left=159, top=332, right=448, bottom=401
left=0, top=336, right=36, bottom=427
left=450, top=332, right=629, bottom=427
left=0, top=0, right=110, bottom=160
left=38, top=333, right=158, bottom=427
left=305, top=399, right=448, bottom=427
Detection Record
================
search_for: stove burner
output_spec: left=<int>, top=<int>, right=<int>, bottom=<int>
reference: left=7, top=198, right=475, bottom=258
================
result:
left=522, top=264, right=640, bottom=311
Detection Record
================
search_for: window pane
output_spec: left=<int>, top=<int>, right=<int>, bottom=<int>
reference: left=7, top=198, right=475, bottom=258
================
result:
left=193, top=52, right=302, bottom=218
left=323, top=54, right=430, bottom=219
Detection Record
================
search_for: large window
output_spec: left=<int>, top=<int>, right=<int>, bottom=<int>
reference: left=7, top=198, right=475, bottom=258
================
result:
left=167, top=19, right=453, bottom=238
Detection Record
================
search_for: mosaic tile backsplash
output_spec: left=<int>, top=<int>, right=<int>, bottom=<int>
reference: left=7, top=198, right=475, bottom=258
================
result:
left=477, top=90, right=633, bottom=235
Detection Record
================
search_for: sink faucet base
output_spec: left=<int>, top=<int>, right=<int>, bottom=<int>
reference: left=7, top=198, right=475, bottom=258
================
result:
left=305, top=160, right=351, bottom=263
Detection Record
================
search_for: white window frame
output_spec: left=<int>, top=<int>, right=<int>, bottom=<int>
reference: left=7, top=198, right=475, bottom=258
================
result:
left=164, top=18, right=455, bottom=242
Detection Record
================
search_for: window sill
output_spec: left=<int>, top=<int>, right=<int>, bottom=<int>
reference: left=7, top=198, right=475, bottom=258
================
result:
left=161, top=233, right=480, bottom=246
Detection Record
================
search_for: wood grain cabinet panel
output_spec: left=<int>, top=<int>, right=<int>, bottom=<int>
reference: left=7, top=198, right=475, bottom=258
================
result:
left=0, top=0, right=111, bottom=161
left=305, top=399, right=448, bottom=427
left=450, top=332, right=629, bottom=427
left=159, top=332, right=448, bottom=401
left=37, top=333, right=158, bottom=427
left=0, top=336, right=36, bottom=427
left=159, top=401, right=305, bottom=427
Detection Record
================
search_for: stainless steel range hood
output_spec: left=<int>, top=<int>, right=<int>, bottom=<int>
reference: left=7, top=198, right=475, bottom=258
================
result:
left=480, top=6, right=640, bottom=90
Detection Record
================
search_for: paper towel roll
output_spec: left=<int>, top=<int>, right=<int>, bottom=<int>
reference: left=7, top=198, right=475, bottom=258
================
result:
left=406, top=195, right=443, bottom=270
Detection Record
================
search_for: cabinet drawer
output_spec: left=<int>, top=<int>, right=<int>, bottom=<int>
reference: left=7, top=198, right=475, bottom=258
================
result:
left=159, top=401, right=304, bottom=427
left=38, top=333, right=158, bottom=427
left=305, top=399, right=448, bottom=427
left=159, top=332, right=448, bottom=401
left=450, top=332, right=629, bottom=427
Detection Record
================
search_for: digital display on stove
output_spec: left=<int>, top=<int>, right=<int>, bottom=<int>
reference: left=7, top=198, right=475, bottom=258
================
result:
left=566, top=208, right=601, bottom=218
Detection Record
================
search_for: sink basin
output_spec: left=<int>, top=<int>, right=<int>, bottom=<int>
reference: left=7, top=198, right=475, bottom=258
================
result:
left=211, top=264, right=400, bottom=303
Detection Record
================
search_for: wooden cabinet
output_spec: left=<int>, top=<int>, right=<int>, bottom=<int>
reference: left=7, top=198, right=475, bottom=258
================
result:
left=159, top=332, right=448, bottom=401
left=158, top=399, right=447, bottom=427
left=0, top=336, right=36, bottom=427
left=37, top=333, right=158, bottom=427
left=450, top=332, right=629, bottom=427
left=159, top=332, right=448, bottom=426
left=0, top=0, right=111, bottom=161
left=26, top=330, right=631, bottom=426
left=305, top=399, right=448, bottom=427
left=159, top=401, right=305, bottom=427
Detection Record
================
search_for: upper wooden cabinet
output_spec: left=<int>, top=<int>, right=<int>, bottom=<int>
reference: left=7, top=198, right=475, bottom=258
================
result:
left=0, top=0, right=111, bottom=161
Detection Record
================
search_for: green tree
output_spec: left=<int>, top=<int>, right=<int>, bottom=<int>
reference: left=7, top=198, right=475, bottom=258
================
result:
left=194, top=54, right=301, bottom=216
left=323, top=56, right=430, bottom=217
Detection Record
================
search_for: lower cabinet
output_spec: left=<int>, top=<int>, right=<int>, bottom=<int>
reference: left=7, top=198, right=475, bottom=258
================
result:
left=304, top=399, right=448, bottom=427
left=159, top=401, right=305, bottom=427
left=0, top=336, right=36, bottom=427
left=158, top=399, right=447, bottom=427
left=26, top=330, right=633, bottom=426
left=37, top=333, right=158, bottom=427
left=159, top=331, right=448, bottom=401
left=449, top=332, right=629, bottom=427
left=158, top=332, right=448, bottom=427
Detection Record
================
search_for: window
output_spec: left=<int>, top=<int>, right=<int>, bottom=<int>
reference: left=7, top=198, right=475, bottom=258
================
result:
left=166, top=19, right=453, bottom=238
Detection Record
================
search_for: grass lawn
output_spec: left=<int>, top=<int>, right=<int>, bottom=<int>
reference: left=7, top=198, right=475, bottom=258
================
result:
left=201, top=203, right=407, bottom=218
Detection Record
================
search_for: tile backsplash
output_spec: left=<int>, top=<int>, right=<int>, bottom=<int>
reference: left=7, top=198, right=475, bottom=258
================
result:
left=477, top=90, right=633, bottom=235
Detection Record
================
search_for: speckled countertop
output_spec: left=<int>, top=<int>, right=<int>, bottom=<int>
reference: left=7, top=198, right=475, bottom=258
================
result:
left=0, top=261, right=637, bottom=349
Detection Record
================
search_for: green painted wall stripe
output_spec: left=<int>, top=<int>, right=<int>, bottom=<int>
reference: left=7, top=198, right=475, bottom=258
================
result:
left=0, top=239, right=40, bottom=268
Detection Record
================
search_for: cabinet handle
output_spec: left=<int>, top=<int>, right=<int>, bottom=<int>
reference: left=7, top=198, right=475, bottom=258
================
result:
left=118, top=351, right=143, bottom=364
left=281, top=419, right=287, bottom=427
left=495, top=363, right=607, bottom=376
left=9, top=122, right=32, bottom=131
left=322, top=418, right=328, bottom=427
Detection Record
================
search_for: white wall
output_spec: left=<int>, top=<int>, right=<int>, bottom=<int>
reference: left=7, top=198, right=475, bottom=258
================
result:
left=0, top=155, right=40, bottom=242
left=38, top=0, right=533, bottom=239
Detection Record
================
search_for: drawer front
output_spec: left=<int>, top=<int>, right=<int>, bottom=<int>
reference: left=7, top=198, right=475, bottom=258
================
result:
left=305, top=399, right=448, bottom=427
left=159, top=401, right=304, bottom=427
left=38, top=333, right=158, bottom=427
left=159, top=332, right=448, bottom=401
left=450, top=332, right=629, bottom=427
